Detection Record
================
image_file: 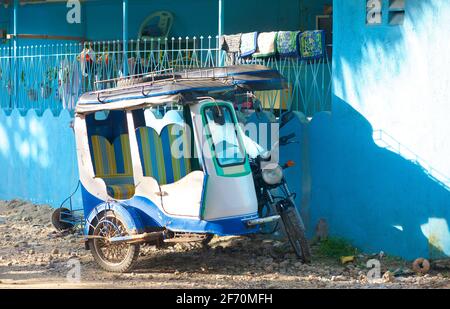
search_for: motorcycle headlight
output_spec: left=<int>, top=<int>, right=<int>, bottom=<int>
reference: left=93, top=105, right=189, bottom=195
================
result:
left=262, top=164, right=284, bottom=185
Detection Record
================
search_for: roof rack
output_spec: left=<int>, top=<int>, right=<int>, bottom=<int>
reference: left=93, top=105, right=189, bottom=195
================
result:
left=79, top=65, right=287, bottom=106
left=180, top=67, right=221, bottom=79
left=94, top=68, right=177, bottom=90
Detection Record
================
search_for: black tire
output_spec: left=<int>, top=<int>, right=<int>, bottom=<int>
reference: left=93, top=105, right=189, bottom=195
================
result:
left=88, top=211, right=140, bottom=273
left=51, top=208, right=75, bottom=231
left=279, top=205, right=312, bottom=263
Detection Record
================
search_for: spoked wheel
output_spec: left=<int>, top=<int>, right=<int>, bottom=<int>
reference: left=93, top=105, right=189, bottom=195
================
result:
left=278, top=201, right=312, bottom=264
left=88, top=211, right=140, bottom=273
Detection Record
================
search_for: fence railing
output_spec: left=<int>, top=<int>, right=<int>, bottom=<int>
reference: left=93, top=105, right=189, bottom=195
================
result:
left=0, top=36, right=332, bottom=117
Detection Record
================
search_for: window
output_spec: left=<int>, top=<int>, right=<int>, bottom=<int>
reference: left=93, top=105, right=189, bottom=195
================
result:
left=203, top=105, right=246, bottom=168
left=389, top=0, right=406, bottom=25
left=316, top=10, right=333, bottom=59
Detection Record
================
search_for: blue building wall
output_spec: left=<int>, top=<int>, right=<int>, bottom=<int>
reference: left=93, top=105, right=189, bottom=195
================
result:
left=0, top=0, right=331, bottom=46
left=307, top=0, right=450, bottom=260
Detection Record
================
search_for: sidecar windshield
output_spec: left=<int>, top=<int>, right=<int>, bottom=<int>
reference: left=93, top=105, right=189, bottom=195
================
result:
left=203, top=104, right=246, bottom=167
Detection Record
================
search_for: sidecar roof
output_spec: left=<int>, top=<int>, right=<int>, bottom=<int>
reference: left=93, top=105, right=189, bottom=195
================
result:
left=75, top=65, right=287, bottom=115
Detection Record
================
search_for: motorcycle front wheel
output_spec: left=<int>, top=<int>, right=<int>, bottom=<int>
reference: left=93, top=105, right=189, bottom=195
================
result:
left=278, top=203, right=312, bottom=263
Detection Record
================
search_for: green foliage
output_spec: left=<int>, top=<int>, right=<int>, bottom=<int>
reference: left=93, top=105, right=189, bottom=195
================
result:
left=317, top=237, right=359, bottom=259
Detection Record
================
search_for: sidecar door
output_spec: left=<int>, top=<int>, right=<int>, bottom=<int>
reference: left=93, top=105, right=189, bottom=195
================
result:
left=190, top=101, right=259, bottom=221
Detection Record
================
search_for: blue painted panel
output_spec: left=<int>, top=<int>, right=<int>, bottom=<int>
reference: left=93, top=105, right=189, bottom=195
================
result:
left=279, top=112, right=311, bottom=234
left=0, top=109, right=82, bottom=208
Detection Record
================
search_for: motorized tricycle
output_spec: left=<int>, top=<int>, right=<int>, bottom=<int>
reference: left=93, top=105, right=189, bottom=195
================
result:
left=53, top=65, right=311, bottom=272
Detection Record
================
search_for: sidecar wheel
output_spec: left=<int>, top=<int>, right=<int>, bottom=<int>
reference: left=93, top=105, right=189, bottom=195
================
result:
left=51, top=208, right=75, bottom=231
left=89, top=211, right=140, bottom=273
left=202, top=234, right=214, bottom=246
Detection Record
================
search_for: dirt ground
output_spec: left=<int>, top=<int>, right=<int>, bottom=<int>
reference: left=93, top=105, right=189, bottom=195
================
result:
left=0, top=200, right=449, bottom=289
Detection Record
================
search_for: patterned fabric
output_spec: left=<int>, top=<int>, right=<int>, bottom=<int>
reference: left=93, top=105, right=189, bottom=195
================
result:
left=113, top=135, right=133, bottom=175
left=240, top=32, right=258, bottom=57
left=136, top=124, right=192, bottom=186
left=298, top=30, right=326, bottom=60
left=91, top=135, right=117, bottom=177
left=253, top=32, right=278, bottom=58
left=277, top=31, right=300, bottom=58
left=91, top=135, right=133, bottom=177
left=107, top=184, right=136, bottom=200
left=91, top=135, right=135, bottom=200
left=220, top=34, right=242, bottom=53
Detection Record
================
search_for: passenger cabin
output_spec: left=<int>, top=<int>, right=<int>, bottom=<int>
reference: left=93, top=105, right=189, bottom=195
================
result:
left=75, top=65, right=286, bottom=210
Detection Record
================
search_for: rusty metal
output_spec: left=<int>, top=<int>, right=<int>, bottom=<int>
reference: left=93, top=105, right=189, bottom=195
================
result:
left=163, top=232, right=209, bottom=244
left=85, top=231, right=163, bottom=244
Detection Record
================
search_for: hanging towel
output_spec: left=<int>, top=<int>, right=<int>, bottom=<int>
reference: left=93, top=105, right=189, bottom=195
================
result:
left=298, top=30, right=326, bottom=60
left=220, top=34, right=242, bottom=53
left=240, top=32, right=258, bottom=58
left=277, top=31, right=300, bottom=58
left=253, top=32, right=278, bottom=58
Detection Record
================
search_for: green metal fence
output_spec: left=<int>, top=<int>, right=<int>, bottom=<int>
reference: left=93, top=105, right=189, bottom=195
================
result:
left=0, top=36, right=332, bottom=117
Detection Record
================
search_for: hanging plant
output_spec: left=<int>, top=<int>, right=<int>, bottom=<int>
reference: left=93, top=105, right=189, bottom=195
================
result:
left=40, top=82, right=52, bottom=100
left=20, top=70, right=38, bottom=102
left=20, top=70, right=26, bottom=84
left=27, top=88, right=38, bottom=102
left=6, top=80, right=13, bottom=96
left=41, top=66, right=57, bottom=100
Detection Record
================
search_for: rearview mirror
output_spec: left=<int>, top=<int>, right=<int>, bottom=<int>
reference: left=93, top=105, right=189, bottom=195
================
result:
left=212, top=106, right=225, bottom=126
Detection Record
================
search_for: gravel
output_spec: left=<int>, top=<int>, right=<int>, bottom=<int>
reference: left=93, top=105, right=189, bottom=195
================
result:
left=0, top=199, right=449, bottom=289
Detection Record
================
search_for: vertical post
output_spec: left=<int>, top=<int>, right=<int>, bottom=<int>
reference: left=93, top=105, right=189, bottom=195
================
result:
left=12, top=0, right=19, bottom=109
left=218, top=0, right=225, bottom=67
left=123, top=0, right=129, bottom=76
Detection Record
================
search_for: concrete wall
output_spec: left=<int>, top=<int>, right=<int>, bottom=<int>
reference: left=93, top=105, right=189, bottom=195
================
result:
left=307, top=0, right=450, bottom=260
left=0, top=109, right=82, bottom=208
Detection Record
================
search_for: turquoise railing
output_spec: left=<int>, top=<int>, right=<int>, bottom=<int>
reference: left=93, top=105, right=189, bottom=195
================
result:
left=0, top=36, right=332, bottom=117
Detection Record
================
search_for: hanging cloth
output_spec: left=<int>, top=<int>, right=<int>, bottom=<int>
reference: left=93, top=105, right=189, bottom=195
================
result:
left=220, top=34, right=242, bottom=53
left=220, top=33, right=242, bottom=65
left=253, top=32, right=278, bottom=58
left=298, top=30, right=326, bottom=60
left=79, top=47, right=95, bottom=77
left=277, top=31, right=301, bottom=58
left=240, top=32, right=258, bottom=58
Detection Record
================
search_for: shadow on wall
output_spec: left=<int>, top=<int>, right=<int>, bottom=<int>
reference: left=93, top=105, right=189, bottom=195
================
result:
left=322, top=0, right=450, bottom=260
left=308, top=98, right=450, bottom=260
left=0, top=109, right=81, bottom=208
